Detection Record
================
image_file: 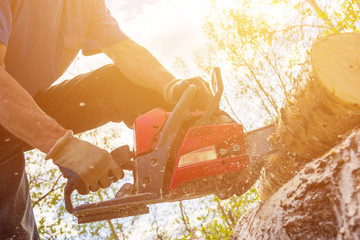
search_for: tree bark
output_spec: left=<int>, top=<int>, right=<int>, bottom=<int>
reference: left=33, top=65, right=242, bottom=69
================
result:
left=258, top=33, right=360, bottom=200
left=231, top=128, right=360, bottom=239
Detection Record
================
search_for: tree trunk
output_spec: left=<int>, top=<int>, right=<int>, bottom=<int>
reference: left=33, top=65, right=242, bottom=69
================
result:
left=231, top=33, right=360, bottom=239
left=258, top=33, right=360, bottom=200
left=231, top=128, right=360, bottom=239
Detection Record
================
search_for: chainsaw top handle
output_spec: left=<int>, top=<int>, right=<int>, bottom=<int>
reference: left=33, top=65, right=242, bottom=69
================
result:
left=156, top=67, right=223, bottom=149
left=211, top=67, right=223, bottom=96
left=195, top=67, right=223, bottom=126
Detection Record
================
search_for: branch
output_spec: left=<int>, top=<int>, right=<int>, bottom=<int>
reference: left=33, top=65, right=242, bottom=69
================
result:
left=32, top=175, right=64, bottom=207
left=262, top=50, right=288, bottom=97
left=239, top=53, right=280, bottom=116
left=228, top=209, right=236, bottom=226
left=269, top=24, right=331, bottom=35
left=356, top=0, right=360, bottom=11
left=179, top=201, right=192, bottom=234
left=215, top=199, right=232, bottom=229
left=199, top=205, right=213, bottom=236
left=224, top=95, right=247, bottom=131
left=152, top=207, right=165, bottom=240
left=305, top=0, right=336, bottom=30
left=107, top=220, right=119, bottom=240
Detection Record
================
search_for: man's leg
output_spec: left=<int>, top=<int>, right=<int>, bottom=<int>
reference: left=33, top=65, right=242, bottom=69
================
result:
left=35, top=64, right=174, bottom=133
left=0, top=127, right=40, bottom=240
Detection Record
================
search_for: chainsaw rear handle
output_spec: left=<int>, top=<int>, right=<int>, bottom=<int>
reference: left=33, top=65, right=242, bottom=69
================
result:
left=62, top=167, right=79, bottom=213
left=63, top=146, right=134, bottom=214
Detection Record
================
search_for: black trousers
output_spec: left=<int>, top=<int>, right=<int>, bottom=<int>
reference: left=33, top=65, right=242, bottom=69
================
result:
left=0, top=64, right=173, bottom=239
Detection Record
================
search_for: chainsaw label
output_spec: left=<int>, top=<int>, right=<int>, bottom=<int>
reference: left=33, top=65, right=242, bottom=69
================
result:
left=178, top=146, right=217, bottom=167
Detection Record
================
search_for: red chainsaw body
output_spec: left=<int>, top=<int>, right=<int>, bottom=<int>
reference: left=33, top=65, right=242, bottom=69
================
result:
left=66, top=68, right=270, bottom=224
left=133, top=108, right=249, bottom=192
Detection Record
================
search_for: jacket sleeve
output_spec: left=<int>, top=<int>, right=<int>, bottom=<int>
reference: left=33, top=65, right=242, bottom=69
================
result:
left=82, top=0, right=128, bottom=56
left=0, top=0, right=12, bottom=46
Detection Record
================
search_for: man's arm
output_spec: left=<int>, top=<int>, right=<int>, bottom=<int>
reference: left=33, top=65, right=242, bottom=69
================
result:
left=0, top=42, right=123, bottom=193
left=102, top=39, right=175, bottom=97
left=102, top=39, right=213, bottom=107
left=0, top=42, right=66, bottom=152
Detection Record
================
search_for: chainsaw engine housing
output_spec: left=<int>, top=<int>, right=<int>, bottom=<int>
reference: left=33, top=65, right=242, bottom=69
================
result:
left=134, top=108, right=249, bottom=200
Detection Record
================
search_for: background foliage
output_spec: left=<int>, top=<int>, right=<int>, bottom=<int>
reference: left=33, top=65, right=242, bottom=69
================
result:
left=26, top=0, right=359, bottom=239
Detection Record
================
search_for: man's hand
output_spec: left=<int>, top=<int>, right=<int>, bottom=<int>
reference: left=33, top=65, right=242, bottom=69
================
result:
left=46, top=131, right=124, bottom=195
left=164, top=77, right=213, bottom=110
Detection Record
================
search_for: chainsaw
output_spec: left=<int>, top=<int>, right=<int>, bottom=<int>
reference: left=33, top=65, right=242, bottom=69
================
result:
left=64, top=68, right=277, bottom=224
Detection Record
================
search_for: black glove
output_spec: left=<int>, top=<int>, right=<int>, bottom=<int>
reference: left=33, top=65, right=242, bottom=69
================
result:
left=164, top=77, right=213, bottom=110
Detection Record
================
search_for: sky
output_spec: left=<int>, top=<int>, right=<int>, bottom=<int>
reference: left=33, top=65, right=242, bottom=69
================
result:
left=102, top=0, right=284, bottom=71
left=106, top=0, right=212, bottom=69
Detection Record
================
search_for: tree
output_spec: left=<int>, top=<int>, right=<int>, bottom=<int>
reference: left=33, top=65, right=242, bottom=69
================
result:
left=229, top=19, right=360, bottom=240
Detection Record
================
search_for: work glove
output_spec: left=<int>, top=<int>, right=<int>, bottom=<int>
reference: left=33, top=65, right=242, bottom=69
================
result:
left=164, top=77, right=213, bottom=110
left=46, top=131, right=124, bottom=195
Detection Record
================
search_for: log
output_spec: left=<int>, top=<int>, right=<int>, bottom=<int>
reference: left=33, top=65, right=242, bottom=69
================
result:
left=258, top=33, right=360, bottom=200
left=231, top=128, right=360, bottom=239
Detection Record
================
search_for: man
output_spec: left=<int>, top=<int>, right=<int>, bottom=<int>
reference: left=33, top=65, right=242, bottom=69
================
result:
left=0, top=1, right=212, bottom=239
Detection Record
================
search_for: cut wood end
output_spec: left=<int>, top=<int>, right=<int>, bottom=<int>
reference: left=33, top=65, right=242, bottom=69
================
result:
left=312, top=33, right=360, bottom=105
